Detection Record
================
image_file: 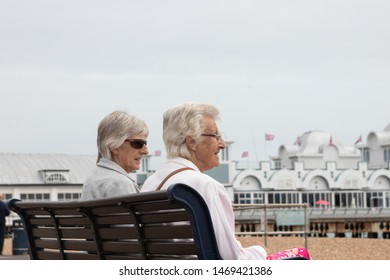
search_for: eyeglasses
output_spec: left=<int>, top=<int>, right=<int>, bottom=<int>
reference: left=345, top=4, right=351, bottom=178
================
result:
left=124, top=139, right=147, bottom=149
left=201, top=133, right=223, bottom=141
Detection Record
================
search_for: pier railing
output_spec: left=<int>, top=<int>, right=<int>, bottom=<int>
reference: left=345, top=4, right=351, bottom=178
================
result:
left=308, top=207, right=390, bottom=222
left=233, top=203, right=309, bottom=248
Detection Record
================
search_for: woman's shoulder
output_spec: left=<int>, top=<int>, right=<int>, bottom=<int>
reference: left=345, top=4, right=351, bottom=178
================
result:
left=174, top=170, right=224, bottom=189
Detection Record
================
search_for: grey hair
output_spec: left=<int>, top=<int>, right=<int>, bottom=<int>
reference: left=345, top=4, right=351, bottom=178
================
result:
left=97, top=110, right=149, bottom=161
left=163, top=102, right=220, bottom=159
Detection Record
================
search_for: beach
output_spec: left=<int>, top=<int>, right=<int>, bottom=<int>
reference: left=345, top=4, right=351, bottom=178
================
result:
left=3, top=236, right=390, bottom=260
left=238, top=236, right=390, bottom=260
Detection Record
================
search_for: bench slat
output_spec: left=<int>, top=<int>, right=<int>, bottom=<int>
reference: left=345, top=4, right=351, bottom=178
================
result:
left=138, top=211, right=189, bottom=224
left=35, top=250, right=98, bottom=260
left=33, top=239, right=96, bottom=251
left=29, top=216, right=89, bottom=226
left=33, top=239, right=145, bottom=254
left=101, top=241, right=143, bottom=253
left=98, top=227, right=139, bottom=239
left=95, top=215, right=135, bottom=225
left=142, top=225, right=193, bottom=239
left=146, top=242, right=197, bottom=256
left=28, top=212, right=189, bottom=228
left=31, top=227, right=95, bottom=239
left=89, top=201, right=183, bottom=215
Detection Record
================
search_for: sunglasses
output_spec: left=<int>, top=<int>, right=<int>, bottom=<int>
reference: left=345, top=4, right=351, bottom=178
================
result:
left=124, top=139, right=147, bottom=149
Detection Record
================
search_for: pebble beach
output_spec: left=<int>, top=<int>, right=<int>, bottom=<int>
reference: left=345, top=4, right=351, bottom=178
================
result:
left=3, top=236, right=390, bottom=260
left=238, top=236, right=390, bottom=260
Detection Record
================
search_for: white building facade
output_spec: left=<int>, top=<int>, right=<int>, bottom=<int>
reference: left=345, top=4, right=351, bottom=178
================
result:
left=1, top=124, right=390, bottom=210
left=2, top=123, right=390, bottom=237
left=228, top=127, right=390, bottom=210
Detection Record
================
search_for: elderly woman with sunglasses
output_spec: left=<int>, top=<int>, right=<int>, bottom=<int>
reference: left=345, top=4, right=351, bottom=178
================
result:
left=81, top=110, right=149, bottom=200
left=141, top=103, right=311, bottom=260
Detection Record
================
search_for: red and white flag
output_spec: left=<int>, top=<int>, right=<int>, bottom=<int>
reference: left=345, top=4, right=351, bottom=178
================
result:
left=241, top=151, right=248, bottom=158
left=354, top=135, right=362, bottom=145
left=265, top=133, right=275, bottom=141
left=154, top=150, right=161, bottom=156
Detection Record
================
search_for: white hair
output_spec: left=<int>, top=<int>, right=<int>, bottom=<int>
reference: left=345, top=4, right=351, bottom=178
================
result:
left=97, top=110, right=149, bottom=160
left=163, top=102, right=220, bottom=159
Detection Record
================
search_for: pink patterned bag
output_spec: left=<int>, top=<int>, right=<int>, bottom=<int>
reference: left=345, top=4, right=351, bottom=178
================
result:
left=266, top=247, right=311, bottom=260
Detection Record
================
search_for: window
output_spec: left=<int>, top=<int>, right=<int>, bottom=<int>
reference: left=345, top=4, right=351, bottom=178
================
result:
left=20, top=193, right=50, bottom=202
left=384, top=148, right=390, bottom=163
left=243, top=193, right=251, bottom=204
left=366, top=191, right=384, bottom=208
left=46, top=173, right=67, bottom=183
left=57, top=193, right=81, bottom=201
left=40, top=170, right=69, bottom=184
left=234, top=192, right=265, bottom=204
left=267, top=191, right=300, bottom=204
left=253, top=193, right=264, bottom=204
left=302, top=192, right=331, bottom=207
left=220, top=147, right=229, bottom=162
left=362, top=149, right=370, bottom=163
left=141, top=158, right=149, bottom=172
left=3, top=193, right=12, bottom=200
left=235, top=193, right=251, bottom=204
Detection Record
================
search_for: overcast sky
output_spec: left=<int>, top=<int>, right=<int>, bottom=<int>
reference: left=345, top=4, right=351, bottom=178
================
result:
left=1, top=0, right=389, bottom=168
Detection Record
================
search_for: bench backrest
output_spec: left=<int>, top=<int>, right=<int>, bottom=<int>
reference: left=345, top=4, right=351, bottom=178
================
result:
left=7, top=183, right=222, bottom=260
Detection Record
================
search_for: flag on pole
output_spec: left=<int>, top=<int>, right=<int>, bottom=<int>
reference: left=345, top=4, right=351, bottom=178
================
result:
left=265, top=133, right=275, bottom=141
left=354, top=135, right=362, bottom=145
left=241, top=151, right=248, bottom=158
left=154, top=150, right=161, bottom=156
left=329, top=135, right=333, bottom=145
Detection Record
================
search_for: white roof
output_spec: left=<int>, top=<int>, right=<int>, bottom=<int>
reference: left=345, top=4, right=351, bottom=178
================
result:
left=367, top=123, right=390, bottom=147
left=0, top=153, right=96, bottom=185
left=278, top=130, right=360, bottom=158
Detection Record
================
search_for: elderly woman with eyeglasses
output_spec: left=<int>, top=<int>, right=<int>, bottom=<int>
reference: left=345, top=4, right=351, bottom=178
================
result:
left=141, top=102, right=267, bottom=259
left=81, top=110, right=149, bottom=200
left=141, top=102, right=311, bottom=260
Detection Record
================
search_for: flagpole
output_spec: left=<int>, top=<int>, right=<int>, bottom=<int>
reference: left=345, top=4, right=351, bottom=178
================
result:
left=251, top=127, right=259, bottom=162
left=264, top=133, right=275, bottom=161
left=264, top=133, right=267, bottom=161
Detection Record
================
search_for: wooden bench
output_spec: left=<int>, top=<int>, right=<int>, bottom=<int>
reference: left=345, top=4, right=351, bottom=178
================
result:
left=6, top=183, right=222, bottom=260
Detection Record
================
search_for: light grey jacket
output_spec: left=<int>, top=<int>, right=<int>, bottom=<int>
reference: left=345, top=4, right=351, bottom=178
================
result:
left=81, top=158, right=140, bottom=200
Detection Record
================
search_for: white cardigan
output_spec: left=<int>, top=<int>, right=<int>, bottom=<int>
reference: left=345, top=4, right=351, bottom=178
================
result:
left=141, top=157, right=267, bottom=260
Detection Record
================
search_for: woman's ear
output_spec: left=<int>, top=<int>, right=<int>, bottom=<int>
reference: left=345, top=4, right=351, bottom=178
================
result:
left=185, top=136, right=197, bottom=151
left=110, top=147, right=120, bottom=156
